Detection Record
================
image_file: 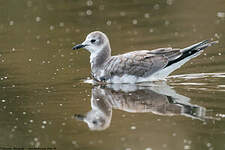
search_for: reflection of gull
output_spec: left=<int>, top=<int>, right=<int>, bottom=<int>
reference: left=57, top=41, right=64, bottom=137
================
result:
left=75, top=82, right=207, bottom=131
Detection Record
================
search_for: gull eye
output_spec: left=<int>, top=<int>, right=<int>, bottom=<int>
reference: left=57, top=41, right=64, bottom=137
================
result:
left=91, top=39, right=96, bottom=43
left=92, top=120, right=97, bottom=124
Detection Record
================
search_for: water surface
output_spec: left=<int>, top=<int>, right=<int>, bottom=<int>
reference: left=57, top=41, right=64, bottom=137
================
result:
left=0, top=0, right=225, bottom=150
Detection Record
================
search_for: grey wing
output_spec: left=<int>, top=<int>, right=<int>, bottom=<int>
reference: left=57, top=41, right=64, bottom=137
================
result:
left=103, top=51, right=164, bottom=78
left=147, top=47, right=182, bottom=61
left=104, top=48, right=182, bottom=78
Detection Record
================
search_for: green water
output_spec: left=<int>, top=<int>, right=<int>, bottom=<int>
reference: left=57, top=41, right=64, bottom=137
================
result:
left=0, top=0, right=225, bottom=150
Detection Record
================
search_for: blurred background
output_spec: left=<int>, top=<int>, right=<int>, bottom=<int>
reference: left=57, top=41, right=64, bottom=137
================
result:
left=0, top=0, right=224, bottom=150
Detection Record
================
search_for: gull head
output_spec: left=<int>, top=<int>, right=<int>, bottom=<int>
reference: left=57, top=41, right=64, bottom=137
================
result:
left=72, top=31, right=110, bottom=54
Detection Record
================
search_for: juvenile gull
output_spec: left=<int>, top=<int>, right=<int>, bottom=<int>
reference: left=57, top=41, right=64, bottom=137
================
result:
left=72, top=31, right=218, bottom=83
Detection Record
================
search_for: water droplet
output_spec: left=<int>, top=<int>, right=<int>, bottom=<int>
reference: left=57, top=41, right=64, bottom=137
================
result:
left=120, top=12, right=126, bottom=16
left=106, top=20, right=112, bottom=26
left=86, top=0, right=93, bottom=6
left=59, top=22, right=64, bottom=27
left=9, top=21, right=14, bottom=26
left=153, top=4, right=160, bottom=10
left=144, top=13, right=150, bottom=18
left=149, top=28, right=154, bottom=33
left=86, top=9, right=92, bottom=15
left=72, top=140, right=77, bottom=145
left=217, top=12, right=225, bottom=18
left=184, top=145, right=191, bottom=149
left=132, top=19, right=138, bottom=25
left=50, top=25, right=54, bottom=31
left=35, top=16, right=41, bottom=22
left=51, top=140, right=56, bottom=145
left=130, top=126, right=136, bottom=130
left=166, top=0, right=173, bottom=5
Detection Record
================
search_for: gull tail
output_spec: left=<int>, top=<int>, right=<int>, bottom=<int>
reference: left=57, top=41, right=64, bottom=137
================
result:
left=166, top=40, right=218, bottom=67
left=152, top=40, right=218, bottom=79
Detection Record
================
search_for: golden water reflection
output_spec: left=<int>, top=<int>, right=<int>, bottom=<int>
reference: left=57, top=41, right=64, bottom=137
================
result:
left=75, top=82, right=209, bottom=131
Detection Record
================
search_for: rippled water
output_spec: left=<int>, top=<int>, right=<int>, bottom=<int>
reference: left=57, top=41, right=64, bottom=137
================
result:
left=0, top=0, right=225, bottom=150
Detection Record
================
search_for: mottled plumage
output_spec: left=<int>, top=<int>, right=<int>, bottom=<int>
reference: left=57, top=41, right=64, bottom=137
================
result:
left=72, top=31, right=218, bottom=83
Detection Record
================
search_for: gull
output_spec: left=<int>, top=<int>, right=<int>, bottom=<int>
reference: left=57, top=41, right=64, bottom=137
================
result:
left=72, top=31, right=218, bottom=83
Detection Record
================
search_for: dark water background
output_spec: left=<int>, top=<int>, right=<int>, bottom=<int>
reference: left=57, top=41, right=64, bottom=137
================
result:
left=0, top=0, right=225, bottom=150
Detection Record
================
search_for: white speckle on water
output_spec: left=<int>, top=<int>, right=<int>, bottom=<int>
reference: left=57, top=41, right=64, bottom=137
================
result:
left=62, top=122, right=66, bottom=126
left=106, top=20, right=112, bottom=26
left=28, top=58, right=32, bottom=62
left=218, top=53, right=222, bottom=56
left=41, top=125, right=45, bottom=129
left=12, top=48, right=16, bottom=52
left=132, top=19, right=138, bottom=25
left=72, top=140, right=77, bottom=145
left=145, top=148, right=152, bottom=150
left=86, top=0, right=93, bottom=6
left=51, top=140, right=56, bottom=145
left=59, top=103, right=63, bottom=106
left=28, top=129, right=32, bottom=133
left=165, top=20, right=170, bottom=26
left=42, top=120, right=47, bottom=124
left=2, top=99, right=6, bottom=103
left=184, top=145, right=191, bottom=149
left=216, top=113, right=225, bottom=118
left=49, top=25, right=54, bottom=31
left=59, top=22, right=64, bottom=27
left=214, top=33, right=220, bottom=39
left=34, top=137, right=38, bottom=142
left=149, top=28, right=154, bottom=33
left=30, top=120, right=33, bottom=123
left=130, top=126, right=136, bottom=130
left=9, top=21, right=14, bottom=26
left=120, top=11, right=126, bottom=16
left=206, top=143, right=212, bottom=147
left=86, top=9, right=92, bottom=15
left=46, top=40, right=50, bottom=44
left=217, top=12, right=225, bottom=18
left=23, top=112, right=27, bottom=115
left=144, top=13, right=150, bottom=18
left=125, top=148, right=132, bottom=150
left=35, top=16, right=41, bottom=22
left=36, top=35, right=40, bottom=40
left=166, top=0, right=173, bottom=5
left=153, top=4, right=160, bottom=10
